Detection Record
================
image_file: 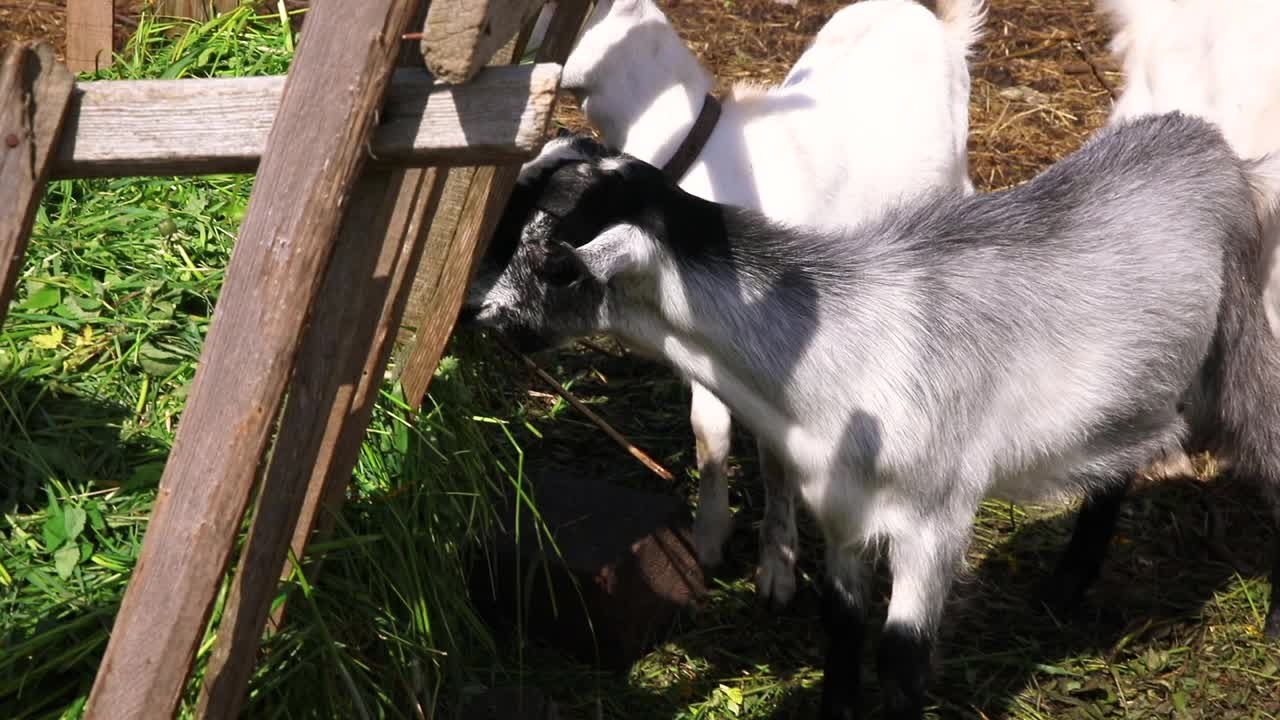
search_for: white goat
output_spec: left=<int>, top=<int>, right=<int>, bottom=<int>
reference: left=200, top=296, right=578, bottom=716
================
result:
left=558, top=0, right=983, bottom=607
left=464, top=113, right=1280, bottom=718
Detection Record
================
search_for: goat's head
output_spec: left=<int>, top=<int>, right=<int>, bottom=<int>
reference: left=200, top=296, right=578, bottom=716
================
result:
left=461, top=136, right=670, bottom=352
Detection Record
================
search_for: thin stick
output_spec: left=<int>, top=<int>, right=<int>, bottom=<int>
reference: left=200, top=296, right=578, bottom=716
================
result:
left=1062, top=2, right=1119, bottom=101
left=496, top=336, right=676, bottom=483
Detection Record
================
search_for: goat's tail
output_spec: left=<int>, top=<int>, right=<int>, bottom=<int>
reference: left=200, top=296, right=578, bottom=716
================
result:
left=931, top=0, right=987, bottom=57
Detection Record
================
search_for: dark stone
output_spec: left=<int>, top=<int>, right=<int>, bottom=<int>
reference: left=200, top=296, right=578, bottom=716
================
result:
left=469, top=472, right=706, bottom=670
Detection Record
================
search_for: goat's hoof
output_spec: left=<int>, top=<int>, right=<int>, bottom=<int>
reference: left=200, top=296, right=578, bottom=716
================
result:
left=1264, top=610, right=1280, bottom=642
left=754, top=554, right=797, bottom=610
left=692, top=516, right=731, bottom=569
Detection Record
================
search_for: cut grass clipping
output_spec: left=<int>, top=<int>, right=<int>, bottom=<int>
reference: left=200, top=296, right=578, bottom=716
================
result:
left=0, top=7, right=561, bottom=719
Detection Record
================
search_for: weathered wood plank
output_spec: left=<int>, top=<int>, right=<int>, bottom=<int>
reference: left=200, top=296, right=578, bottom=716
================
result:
left=420, top=0, right=546, bottom=84
left=196, top=11, right=439, bottom=715
left=50, top=63, right=562, bottom=179
left=155, top=0, right=240, bottom=20
left=0, top=44, right=76, bottom=330
left=397, top=164, right=517, bottom=406
left=66, top=0, right=114, bottom=74
left=397, top=0, right=590, bottom=409
left=83, top=1, right=422, bottom=717
left=196, top=166, right=446, bottom=720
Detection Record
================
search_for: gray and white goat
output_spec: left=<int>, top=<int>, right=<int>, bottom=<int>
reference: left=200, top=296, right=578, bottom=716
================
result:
left=559, top=0, right=982, bottom=607
left=462, top=113, right=1280, bottom=719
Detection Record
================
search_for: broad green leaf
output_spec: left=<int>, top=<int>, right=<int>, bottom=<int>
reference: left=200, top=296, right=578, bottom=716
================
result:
left=62, top=507, right=87, bottom=542
left=23, top=285, right=61, bottom=310
left=53, top=544, right=80, bottom=579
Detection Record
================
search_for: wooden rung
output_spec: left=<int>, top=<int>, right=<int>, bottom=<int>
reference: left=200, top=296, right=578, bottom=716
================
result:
left=0, top=43, right=76, bottom=330
left=421, top=0, right=547, bottom=84
left=51, top=63, right=562, bottom=179
left=83, top=1, right=423, bottom=717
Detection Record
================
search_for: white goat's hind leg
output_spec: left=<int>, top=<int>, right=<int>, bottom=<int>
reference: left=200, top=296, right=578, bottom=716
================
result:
left=878, top=508, right=973, bottom=719
left=690, top=381, right=734, bottom=568
left=754, top=444, right=798, bottom=608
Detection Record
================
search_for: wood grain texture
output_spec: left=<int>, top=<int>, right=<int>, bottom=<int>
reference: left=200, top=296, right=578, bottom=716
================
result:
left=420, top=0, right=546, bottom=84
left=397, top=0, right=589, bottom=409
left=66, top=0, right=114, bottom=74
left=196, top=166, right=446, bottom=720
left=83, top=1, right=422, bottom=717
left=0, top=43, right=76, bottom=331
left=154, top=0, right=239, bottom=20
left=50, top=62, right=562, bottom=179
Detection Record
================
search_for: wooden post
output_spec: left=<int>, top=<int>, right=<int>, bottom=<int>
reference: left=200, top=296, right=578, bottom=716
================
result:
left=254, top=0, right=547, bottom=634
left=399, top=0, right=591, bottom=410
left=83, top=0, right=421, bottom=717
left=194, top=8, right=451, bottom=715
left=196, top=165, right=448, bottom=720
left=0, top=43, right=75, bottom=330
left=66, top=0, right=115, bottom=74
left=420, top=0, right=546, bottom=84
left=154, top=0, right=241, bottom=20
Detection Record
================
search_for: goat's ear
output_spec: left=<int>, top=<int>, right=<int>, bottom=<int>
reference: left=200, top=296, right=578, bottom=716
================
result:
left=573, top=223, right=652, bottom=281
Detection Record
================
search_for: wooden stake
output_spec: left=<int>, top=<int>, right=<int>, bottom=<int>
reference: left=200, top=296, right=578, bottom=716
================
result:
left=0, top=43, right=75, bottom=330
left=66, top=0, right=114, bottom=74
left=196, top=165, right=447, bottom=720
left=84, top=1, right=421, bottom=717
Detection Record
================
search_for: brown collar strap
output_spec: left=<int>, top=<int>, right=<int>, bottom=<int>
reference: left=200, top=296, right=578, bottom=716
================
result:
left=661, top=93, right=721, bottom=183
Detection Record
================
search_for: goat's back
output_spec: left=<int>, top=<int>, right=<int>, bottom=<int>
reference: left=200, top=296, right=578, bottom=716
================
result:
left=790, top=114, right=1260, bottom=495
left=679, top=0, right=974, bottom=229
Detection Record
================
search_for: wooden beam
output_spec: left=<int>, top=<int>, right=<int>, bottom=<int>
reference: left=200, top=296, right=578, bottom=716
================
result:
left=83, top=0, right=422, bottom=717
left=420, top=0, right=546, bottom=84
left=196, top=165, right=447, bottom=720
left=66, top=0, right=114, bottom=74
left=0, top=43, right=75, bottom=330
left=50, top=63, right=562, bottom=179
left=397, top=0, right=590, bottom=410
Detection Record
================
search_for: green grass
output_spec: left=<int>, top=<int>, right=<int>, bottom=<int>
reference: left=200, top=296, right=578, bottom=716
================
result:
left=0, top=7, right=550, bottom=719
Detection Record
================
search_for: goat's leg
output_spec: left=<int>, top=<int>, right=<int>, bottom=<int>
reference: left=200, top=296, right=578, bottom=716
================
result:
left=819, top=540, right=871, bottom=720
left=1038, top=476, right=1133, bottom=614
left=690, top=382, right=734, bottom=568
left=755, top=443, right=798, bottom=609
left=877, top=518, right=971, bottom=720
